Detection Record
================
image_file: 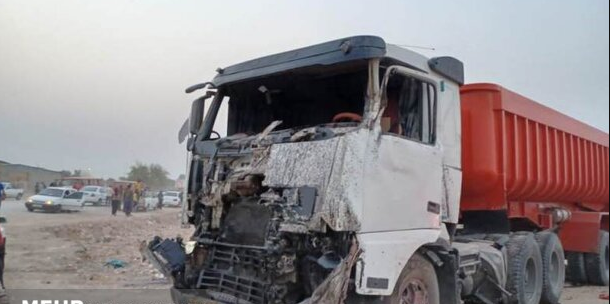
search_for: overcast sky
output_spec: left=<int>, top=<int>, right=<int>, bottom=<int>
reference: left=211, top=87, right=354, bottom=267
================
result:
left=0, top=0, right=608, bottom=179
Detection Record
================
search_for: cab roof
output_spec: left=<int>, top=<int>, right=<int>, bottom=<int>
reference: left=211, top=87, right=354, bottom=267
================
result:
left=211, top=35, right=464, bottom=87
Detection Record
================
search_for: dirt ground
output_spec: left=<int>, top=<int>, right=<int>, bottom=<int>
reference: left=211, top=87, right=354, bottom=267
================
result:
left=2, top=199, right=608, bottom=303
left=3, top=202, right=191, bottom=289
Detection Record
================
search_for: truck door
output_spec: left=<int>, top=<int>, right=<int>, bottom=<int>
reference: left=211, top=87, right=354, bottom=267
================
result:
left=360, top=66, right=444, bottom=232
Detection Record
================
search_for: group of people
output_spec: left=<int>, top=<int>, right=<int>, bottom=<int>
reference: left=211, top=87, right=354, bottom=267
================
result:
left=110, top=181, right=145, bottom=217
left=34, top=181, right=66, bottom=193
left=34, top=182, right=48, bottom=194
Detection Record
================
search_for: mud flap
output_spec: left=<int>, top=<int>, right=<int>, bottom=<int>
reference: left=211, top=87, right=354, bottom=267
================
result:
left=301, top=239, right=361, bottom=304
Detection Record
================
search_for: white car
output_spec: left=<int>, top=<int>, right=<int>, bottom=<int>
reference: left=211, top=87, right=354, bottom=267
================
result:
left=24, top=187, right=83, bottom=212
left=1, top=182, right=24, bottom=200
left=80, top=186, right=112, bottom=206
left=162, top=191, right=182, bottom=207
left=138, top=192, right=159, bottom=212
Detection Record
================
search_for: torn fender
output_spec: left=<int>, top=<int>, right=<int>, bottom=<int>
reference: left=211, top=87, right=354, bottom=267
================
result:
left=300, top=239, right=361, bottom=304
left=264, top=128, right=372, bottom=232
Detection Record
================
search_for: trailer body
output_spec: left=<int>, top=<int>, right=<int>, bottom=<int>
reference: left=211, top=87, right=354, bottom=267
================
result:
left=460, top=84, right=609, bottom=253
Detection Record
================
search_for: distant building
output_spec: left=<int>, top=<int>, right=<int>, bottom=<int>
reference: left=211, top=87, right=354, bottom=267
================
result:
left=175, top=174, right=186, bottom=190
left=0, top=162, right=66, bottom=193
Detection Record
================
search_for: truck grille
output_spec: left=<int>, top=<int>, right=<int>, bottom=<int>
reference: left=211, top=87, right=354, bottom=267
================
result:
left=198, top=269, right=266, bottom=304
left=196, top=243, right=269, bottom=304
left=210, top=245, right=266, bottom=272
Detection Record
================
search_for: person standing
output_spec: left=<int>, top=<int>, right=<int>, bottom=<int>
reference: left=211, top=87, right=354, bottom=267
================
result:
left=157, top=191, right=164, bottom=210
left=123, top=185, right=134, bottom=217
left=111, top=186, right=121, bottom=216
left=34, top=182, right=40, bottom=194
left=0, top=183, right=5, bottom=209
left=134, top=180, right=144, bottom=209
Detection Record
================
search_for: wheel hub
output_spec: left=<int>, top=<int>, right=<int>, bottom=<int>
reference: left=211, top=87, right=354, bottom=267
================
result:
left=401, top=279, right=429, bottom=304
left=550, top=251, right=562, bottom=291
left=524, top=257, right=538, bottom=301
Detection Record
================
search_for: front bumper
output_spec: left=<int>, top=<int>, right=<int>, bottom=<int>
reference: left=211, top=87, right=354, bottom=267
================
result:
left=25, top=202, right=61, bottom=212
left=146, top=240, right=224, bottom=304
left=170, top=288, right=221, bottom=304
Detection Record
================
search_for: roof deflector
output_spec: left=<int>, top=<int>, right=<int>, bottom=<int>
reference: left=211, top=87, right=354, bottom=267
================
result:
left=428, top=57, right=465, bottom=85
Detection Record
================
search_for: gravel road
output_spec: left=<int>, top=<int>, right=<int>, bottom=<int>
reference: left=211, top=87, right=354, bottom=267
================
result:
left=1, top=198, right=608, bottom=303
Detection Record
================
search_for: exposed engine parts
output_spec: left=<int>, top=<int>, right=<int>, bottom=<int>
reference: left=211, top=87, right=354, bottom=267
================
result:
left=149, top=128, right=357, bottom=304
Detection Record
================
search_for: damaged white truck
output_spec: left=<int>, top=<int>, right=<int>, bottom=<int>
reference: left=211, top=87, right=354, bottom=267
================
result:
left=147, top=36, right=610, bottom=304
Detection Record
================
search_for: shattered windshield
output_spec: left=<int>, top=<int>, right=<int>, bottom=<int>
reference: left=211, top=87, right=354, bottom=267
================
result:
left=222, top=61, right=369, bottom=136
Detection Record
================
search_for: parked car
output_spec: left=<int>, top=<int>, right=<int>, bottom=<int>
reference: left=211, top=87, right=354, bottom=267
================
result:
left=0, top=182, right=24, bottom=200
left=162, top=191, right=181, bottom=207
left=137, top=191, right=158, bottom=212
left=80, top=186, right=112, bottom=206
left=24, top=187, right=83, bottom=212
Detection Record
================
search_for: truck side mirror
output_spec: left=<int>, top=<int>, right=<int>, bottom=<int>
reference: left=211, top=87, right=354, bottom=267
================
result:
left=189, top=96, right=206, bottom=135
left=189, top=90, right=217, bottom=136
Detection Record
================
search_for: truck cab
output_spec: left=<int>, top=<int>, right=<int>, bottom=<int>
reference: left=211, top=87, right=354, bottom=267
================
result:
left=146, top=36, right=472, bottom=304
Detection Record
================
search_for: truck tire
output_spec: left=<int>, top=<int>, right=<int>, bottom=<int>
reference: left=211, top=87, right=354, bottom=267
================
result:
left=585, top=231, right=609, bottom=286
left=382, top=253, right=440, bottom=304
left=16, top=193, right=22, bottom=200
left=506, top=233, right=543, bottom=304
left=565, top=252, right=588, bottom=285
left=535, top=232, right=565, bottom=304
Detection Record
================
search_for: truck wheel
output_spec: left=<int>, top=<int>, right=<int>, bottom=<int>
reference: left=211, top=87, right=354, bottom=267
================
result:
left=383, top=253, right=440, bottom=304
left=535, top=232, right=565, bottom=304
left=16, top=193, right=22, bottom=200
left=566, top=252, right=588, bottom=285
left=506, top=233, right=543, bottom=304
left=585, top=231, right=609, bottom=286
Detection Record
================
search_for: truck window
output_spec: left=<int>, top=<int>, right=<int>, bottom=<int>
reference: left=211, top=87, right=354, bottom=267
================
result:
left=224, top=62, right=368, bottom=135
left=383, top=73, right=436, bottom=144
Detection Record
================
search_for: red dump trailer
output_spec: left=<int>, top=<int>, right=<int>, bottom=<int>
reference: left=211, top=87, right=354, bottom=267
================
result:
left=460, top=83, right=609, bottom=286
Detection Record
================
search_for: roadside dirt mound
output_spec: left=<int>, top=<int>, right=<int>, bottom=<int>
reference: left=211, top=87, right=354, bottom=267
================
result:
left=41, top=211, right=192, bottom=288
